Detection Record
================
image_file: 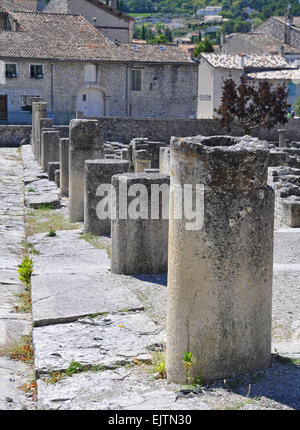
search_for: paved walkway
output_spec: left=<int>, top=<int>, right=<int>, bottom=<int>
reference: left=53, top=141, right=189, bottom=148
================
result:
left=0, top=145, right=299, bottom=410
left=0, top=148, right=33, bottom=409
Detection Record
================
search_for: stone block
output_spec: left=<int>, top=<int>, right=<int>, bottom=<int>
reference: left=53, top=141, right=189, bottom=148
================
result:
left=111, top=173, right=170, bottom=275
left=48, top=162, right=60, bottom=183
left=41, top=131, right=60, bottom=171
left=84, top=159, right=130, bottom=236
left=69, top=119, right=104, bottom=223
left=166, top=135, right=275, bottom=383
left=59, top=138, right=69, bottom=197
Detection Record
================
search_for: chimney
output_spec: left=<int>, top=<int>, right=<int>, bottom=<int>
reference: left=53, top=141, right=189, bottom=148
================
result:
left=287, top=14, right=294, bottom=27
left=240, top=53, right=246, bottom=69
left=12, top=18, right=19, bottom=32
left=188, top=47, right=195, bottom=59
left=285, top=13, right=293, bottom=44
left=93, top=17, right=97, bottom=27
left=220, top=31, right=225, bottom=51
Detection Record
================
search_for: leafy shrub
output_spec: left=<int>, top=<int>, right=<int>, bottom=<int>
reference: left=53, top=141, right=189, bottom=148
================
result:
left=17, top=256, right=33, bottom=285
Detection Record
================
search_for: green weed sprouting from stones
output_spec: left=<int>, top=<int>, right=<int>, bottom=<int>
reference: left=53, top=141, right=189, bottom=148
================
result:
left=35, top=204, right=53, bottom=211
left=273, top=349, right=300, bottom=366
left=46, top=226, right=56, bottom=237
left=44, top=360, right=107, bottom=384
left=27, top=187, right=35, bottom=193
left=182, top=351, right=201, bottom=385
left=153, top=352, right=167, bottom=379
left=22, top=241, right=39, bottom=256
left=17, top=256, right=33, bottom=286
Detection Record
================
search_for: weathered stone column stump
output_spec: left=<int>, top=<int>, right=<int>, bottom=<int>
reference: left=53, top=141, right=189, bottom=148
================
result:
left=41, top=130, right=60, bottom=171
left=84, top=159, right=130, bottom=236
left=166, top=135, right=275, bottom=384
left=48, top=162, right=60, bottom=183
left=32, top=101, right=47, bottom=160
left=59, top=138, right=70, bottom=197
left=278, top=129, right=287, bottom=148
left=69, top=119, right=103, bottom=223
left=111, top=173, right=170, bottom=275
left=134, top=150, right=152, bottom=173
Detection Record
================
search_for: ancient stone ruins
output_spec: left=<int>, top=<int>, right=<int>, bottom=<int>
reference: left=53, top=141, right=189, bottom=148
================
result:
left=0, top=102, right=299, bottom=410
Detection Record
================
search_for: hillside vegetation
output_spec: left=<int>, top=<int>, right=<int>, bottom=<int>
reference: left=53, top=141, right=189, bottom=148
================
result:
left=123, top=0, right=300, bottom=20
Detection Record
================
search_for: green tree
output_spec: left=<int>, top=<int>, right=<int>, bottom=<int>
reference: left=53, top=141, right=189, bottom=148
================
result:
left=294, top=97, right=300, bottom=117
left=194, top=36, right=214, bottom=56
left=148, top=33, right=169, bottom=44
left=165, top=27, right=173, bottom=42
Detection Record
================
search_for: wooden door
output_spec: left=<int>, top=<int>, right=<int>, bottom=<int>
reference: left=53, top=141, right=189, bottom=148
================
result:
left=0, top=95, right=7, bottom=120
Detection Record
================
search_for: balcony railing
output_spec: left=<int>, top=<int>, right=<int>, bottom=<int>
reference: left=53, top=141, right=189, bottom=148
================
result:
left=0, top=111, right=76, bottom=125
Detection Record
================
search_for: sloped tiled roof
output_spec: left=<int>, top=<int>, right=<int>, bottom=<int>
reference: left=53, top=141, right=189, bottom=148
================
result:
left=274, top=16, right=300, bottom=29
left=225, top=32, right=300, bottom=54
left=44, top=0, right=134, bottom=22
left=0, top=10, right=194, bottom=65
left=0, top=0, right=31, bottom=12
left=201, top=53, right=295, bottom=70
left=119, top=42, right=196, bottom=64
left=247, top=69, right=300, bottom=81
left=0, top=11, right=126, bottom=61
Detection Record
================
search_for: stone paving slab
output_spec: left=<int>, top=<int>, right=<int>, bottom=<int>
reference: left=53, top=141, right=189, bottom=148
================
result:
left=30, top=229, right=141, bottom=326
left=37, top=355, right=300, bottom=410
left=33, top=312, right=165, bottom=375
left=0, top=194, right=24, bottom=215
left=21, top=145, right=60, bottom=208
left=25, top=193, right=60, bottom=209
left=31, top=272, right=143, bottom=327
left=0, top=357, right=33, bottom=410
left=29, top=230, right=110, bottom=274
left=37, top=367, right=210, bottom=410
left=0, top=147, right=35, bottom=410
left=272, top=342, right=300, bottom=358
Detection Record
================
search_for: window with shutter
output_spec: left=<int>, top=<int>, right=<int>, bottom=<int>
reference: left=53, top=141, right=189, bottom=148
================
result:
left=131, top=69, right=142, bottom=91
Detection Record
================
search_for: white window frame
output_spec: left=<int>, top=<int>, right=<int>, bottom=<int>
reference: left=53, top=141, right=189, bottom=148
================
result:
left=21, top=95, right=41, bottom=112
left=131, top=68, right=143, bottom=92
left=29, top=64, right=44, bottom=79
left=83, top=63, right=97, bottom=83
left=5, top=63, right=17, bottom=79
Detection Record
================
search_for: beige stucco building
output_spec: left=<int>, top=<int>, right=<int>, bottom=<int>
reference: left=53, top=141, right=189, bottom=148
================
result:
left=197, top=53, right=300, bottom=119
left=44, top=0, right=135, bottom=43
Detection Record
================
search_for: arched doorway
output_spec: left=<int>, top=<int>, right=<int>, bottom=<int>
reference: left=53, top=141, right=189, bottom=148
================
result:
left=76, top=88, right=104, bottom=117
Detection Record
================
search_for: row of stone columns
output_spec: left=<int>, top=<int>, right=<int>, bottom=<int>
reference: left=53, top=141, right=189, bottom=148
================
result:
left=30, top=112, right=275, bottom=385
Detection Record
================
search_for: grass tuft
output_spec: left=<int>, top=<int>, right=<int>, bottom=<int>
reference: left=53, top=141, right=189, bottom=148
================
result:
left=9, top=334, right=33, bottom=364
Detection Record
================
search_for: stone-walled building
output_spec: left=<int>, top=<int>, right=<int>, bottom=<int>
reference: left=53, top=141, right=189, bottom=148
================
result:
left=44, top=0, right=135, bottom=43
left=256, top=15, right=300, bottom=51
left=219, top=32, right=300, bottom=65
left=0, top=3, right=198, bottom=123
left=197, top=53, right=299, bottom=119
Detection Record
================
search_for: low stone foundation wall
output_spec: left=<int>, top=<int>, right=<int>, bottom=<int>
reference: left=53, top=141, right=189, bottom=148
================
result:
left=0, top=126, right=32, bottom=147
left=269, top=167, right=300, bottom=227
left=94, top=117, right=300, bottom=144
left=0, top=125, right=69, bottom=147
left=1, top=118, right=300, bottom=147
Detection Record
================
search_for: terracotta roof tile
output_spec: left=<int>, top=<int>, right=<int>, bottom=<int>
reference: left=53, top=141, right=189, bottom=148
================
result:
left=0, top=10, right=194, bottom=65
left=225, top=32, right=300, bottom=54
left=119, top=42, right=196, bottom=64
left=247, top=69, right=300, bottom=81
left=201, top=53, right=295, bottom=70
left=0, top=11, right=127, bottom=62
